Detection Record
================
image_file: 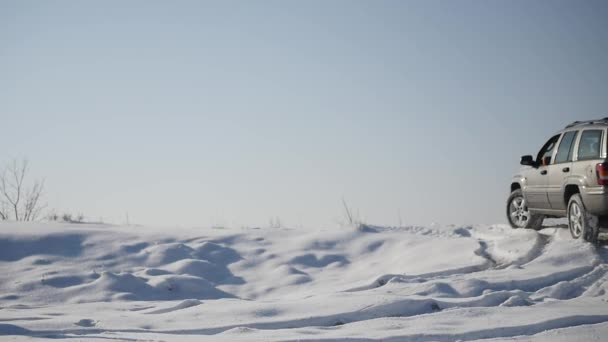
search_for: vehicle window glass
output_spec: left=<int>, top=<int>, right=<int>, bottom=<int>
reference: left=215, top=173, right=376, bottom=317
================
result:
left=578, top=130, right=603, bottom=160
left=555, top=131, right=578, bottom=163
left=536, top=134, right=560, bottom=165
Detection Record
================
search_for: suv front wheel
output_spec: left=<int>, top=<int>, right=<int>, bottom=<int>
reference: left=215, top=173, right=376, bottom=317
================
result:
left=507, top=189, right=544, bottom=230
left=567, top=194, right=600, bottom=244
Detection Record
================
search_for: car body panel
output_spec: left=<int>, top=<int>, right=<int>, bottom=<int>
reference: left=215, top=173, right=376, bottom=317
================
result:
left=547, top=161, right=572, bottom=210
left=524, top=165, right=550, bottom=209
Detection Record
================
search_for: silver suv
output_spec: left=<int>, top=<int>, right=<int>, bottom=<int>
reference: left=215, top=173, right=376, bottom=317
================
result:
left=508, top=118, right=608, bottom=244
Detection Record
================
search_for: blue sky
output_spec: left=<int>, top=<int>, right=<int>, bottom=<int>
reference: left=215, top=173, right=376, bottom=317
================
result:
left=1, top=1, right=607, bottom=227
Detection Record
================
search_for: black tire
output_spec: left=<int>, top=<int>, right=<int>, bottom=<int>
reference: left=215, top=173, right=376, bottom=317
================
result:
left=567, top=194, right=600, bottom=244
left=506, top=189, right=544, bottom=230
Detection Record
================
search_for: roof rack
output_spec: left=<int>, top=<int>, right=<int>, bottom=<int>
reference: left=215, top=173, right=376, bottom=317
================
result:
left=565, top=117, right=608, bottom=129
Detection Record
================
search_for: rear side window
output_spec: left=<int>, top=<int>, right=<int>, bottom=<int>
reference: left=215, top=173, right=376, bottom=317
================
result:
left=554, top=131, right=578, bottom=163
left=577, top=130, right=603, bottom=160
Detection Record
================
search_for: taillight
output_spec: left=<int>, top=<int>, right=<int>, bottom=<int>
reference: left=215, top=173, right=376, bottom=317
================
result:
left=596, top=163, right=608, bottom=185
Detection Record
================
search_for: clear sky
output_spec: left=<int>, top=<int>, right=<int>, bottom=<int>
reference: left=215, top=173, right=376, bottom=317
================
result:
left=1, top=0, right=607, bottom=228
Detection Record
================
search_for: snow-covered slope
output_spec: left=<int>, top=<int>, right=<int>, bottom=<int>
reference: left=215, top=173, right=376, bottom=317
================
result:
left=0, top=222, right=607, bottom=341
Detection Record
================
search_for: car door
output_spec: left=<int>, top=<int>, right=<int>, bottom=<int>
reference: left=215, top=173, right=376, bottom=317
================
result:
left=547, top=130, right=579, bottom=210
left=524, top=134, right=560, bottom=210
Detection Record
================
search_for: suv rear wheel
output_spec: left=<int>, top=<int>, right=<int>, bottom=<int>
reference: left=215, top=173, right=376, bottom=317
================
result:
left=567, top=194, right=600, bottom=244
left=507, top=189, right=544, bottom=229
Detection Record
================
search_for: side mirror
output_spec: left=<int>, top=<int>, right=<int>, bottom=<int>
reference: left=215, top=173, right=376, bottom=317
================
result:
left=520, top=155, right=536, bottom=167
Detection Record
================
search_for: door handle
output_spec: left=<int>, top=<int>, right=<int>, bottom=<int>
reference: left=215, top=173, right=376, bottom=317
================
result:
left=562, top=167, right=570, bottom=173
left=540, top=170, right=548, bottom=175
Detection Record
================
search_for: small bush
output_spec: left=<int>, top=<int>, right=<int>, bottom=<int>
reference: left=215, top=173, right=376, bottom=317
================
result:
left=62, top=213, right=73, bottom=222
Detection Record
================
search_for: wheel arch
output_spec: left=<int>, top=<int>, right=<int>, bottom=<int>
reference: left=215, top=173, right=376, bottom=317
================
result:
left=511, top=182, right=521, bottom=192
left=564, top=184, right=580, bottom=207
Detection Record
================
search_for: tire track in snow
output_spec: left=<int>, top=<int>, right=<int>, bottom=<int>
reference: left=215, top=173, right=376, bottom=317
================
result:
left=508, top=232, right=553, bottom=268
left=347, top=230, right=555, bottom=293
left=345, top=238, right=501, bottom=292
left=277, top=315, right=608, bottom=342
left=16, top=312, right=608, bottom=339
left=342, top=230, right=604, bottom=316
left=345, top=236, right=543, bottom=293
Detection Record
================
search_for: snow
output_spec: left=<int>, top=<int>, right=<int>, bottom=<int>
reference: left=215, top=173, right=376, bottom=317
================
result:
left=0, top=222, right=607, bottom=341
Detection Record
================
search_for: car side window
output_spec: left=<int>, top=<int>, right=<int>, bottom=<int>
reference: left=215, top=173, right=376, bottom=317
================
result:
left=577, top=130, right=603, bottom=160
left=554, top=131, right=578, bottom=163
left=536, top=134, right=561, bottom=166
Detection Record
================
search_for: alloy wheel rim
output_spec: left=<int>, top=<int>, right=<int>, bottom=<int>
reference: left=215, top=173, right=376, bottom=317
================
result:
left=510, top=196, right=530, bottom=228
left=569, top=203, right=583, bottom=238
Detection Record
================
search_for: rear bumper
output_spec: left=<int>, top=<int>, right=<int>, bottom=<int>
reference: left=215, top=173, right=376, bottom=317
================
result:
left=581, top=186, right=608, bottom=216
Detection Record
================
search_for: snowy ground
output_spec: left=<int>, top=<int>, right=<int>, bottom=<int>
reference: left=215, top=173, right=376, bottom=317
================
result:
left=0, top=222, right=607, bottom=341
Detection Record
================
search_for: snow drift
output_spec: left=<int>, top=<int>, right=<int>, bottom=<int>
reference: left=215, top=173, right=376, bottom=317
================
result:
left=0, top=222, right=606, bottom=341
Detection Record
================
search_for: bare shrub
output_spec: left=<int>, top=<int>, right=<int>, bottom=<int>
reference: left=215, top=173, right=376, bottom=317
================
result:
left=46, top=210, right=59, bottom=221
left=62, top=213, right=73, bottom=222
left=341, top=197, right=362, bottom=227
left=0, top=159, right=45, bottom=221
